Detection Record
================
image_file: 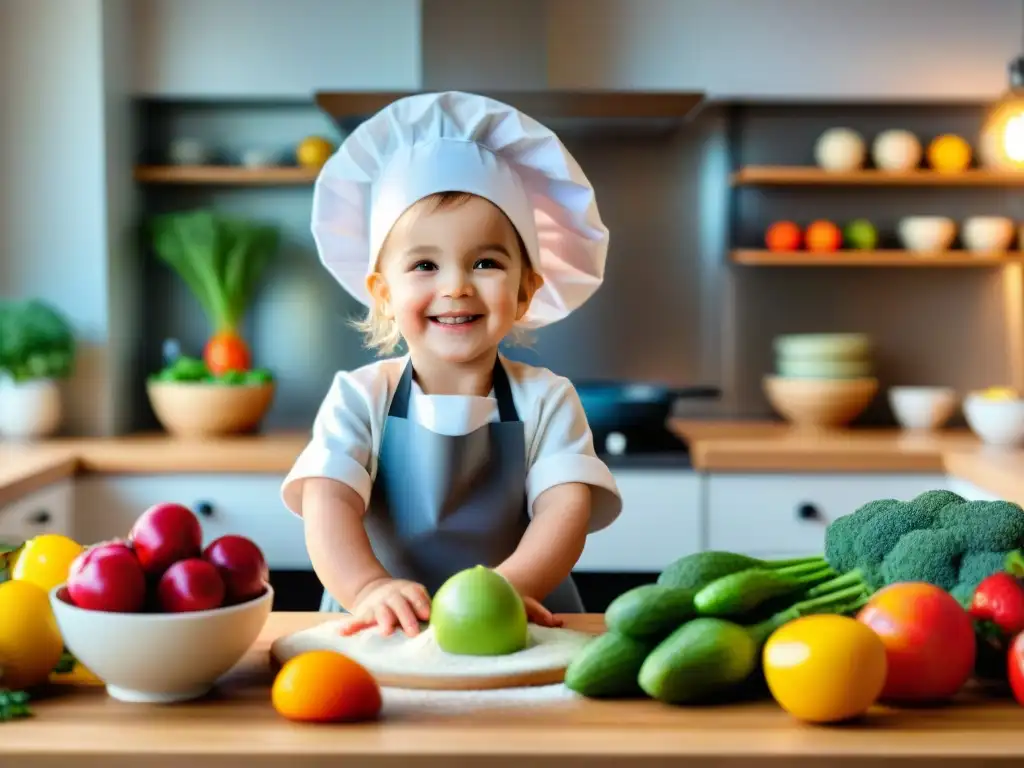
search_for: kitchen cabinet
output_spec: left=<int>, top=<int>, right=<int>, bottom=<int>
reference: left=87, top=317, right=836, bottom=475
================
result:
left=0, top=479, right=74, bottom=546
left=705, top=473, right=948, bottom=558
left=73, top=475, right=309, bottom=570
left=575, top=468, right=702, bottom=573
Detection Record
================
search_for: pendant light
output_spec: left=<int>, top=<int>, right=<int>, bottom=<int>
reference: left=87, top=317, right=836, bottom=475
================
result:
left=981, top=0, right=1024, bottom=169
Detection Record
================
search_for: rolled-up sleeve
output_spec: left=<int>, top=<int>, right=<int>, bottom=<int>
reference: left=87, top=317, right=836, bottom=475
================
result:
left=525, top=378, right=622, bottom=533
left=281, top=372, right=375, bottom=517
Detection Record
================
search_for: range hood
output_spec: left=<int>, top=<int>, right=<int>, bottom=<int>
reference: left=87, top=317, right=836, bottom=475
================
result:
left=313, top=90, right=706, bottom=138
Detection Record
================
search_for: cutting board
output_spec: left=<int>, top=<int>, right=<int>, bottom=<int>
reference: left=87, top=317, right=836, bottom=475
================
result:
left=269, top=619, right=595, bottom=690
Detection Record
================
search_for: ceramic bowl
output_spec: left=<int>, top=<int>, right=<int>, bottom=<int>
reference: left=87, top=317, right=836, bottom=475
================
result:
left=961, top=216, right=1015, bottom=254
left=763, top=376, right=878, bottom=430
left=50, top=584, right=273, bottom=703
left=887, top=386, right=959, bottom=431
left=772, top=333, right=872, bottom=361
left=776, top=358, right=873, bottom=379
left=897, top=216, right=957, bottom=253
left=147, top=381, right=275, bottom=437
left=963, top=393, right=1024, bottom=447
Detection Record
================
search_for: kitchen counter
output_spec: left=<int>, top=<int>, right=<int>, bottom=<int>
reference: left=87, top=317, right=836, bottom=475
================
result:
left=7, top=611, right=1024, bottom=767
left=1, top=421, right=1022, bottom=506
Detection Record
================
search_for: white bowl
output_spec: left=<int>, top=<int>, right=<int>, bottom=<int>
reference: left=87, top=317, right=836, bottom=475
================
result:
left=888, top=386, right=959, bottom=431
left=963, top=394, right=1024, bottom=447
left=897, top=216, right=957, bottom=253
left=961, top=216, right=1015, bottom=254
left=873, top=129, right=923, bottom=171
left=50, top=584, right=273, bottom=703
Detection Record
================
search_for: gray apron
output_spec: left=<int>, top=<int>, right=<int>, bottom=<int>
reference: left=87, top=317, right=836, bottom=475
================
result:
left=319, top=356, right=585, bottom=614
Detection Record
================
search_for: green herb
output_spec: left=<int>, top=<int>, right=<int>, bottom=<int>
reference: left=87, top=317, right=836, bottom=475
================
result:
left=0, top=300, right=75, bottom=383
left=149, top=210, right=279, bottom=340
left=147, top=355, right=275, bottom=386
left=0, top=690, right=31, bottom=722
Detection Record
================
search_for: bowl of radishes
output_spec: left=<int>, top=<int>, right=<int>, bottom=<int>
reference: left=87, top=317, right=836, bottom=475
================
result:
left=50, top=502, right=273, bottom=704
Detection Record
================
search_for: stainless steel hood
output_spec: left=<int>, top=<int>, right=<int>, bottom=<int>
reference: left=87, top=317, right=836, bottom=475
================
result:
left=313, top=90, right=706, bottom=137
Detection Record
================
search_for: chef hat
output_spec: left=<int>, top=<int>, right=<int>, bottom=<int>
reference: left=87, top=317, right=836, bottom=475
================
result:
left=310, top=91, right=610, bottom=328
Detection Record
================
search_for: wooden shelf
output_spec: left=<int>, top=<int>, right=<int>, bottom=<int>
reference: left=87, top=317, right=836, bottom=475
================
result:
left=731, top=249, right=1022, bottom=267
left=133, top=165, right=319, bottom=185
left=731, top=166, right=1024, bottom=186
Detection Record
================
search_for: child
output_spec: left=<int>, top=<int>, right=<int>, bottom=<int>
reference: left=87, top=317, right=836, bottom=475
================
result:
left=281, top=91, right=622, bottom=638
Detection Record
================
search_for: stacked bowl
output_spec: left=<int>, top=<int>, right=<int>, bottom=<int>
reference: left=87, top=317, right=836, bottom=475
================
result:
left=764, top=334, right=878, bottom=430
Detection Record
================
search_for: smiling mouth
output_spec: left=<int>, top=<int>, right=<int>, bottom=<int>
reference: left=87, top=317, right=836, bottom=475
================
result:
left=429, top=314, right=482, bottom=326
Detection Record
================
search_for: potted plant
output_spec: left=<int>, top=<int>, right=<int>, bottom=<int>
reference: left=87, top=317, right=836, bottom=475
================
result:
left=146, top=209, right=280, bottom=438
left=0, top=299, right=75, bottom=439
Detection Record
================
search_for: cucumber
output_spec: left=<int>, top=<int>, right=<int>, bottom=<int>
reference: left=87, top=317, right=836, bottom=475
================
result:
left=563, top=631, right=653, bottom=699
left=605, top=584, right=696, bottom=640
left=638, top=618, right=758, bottom=704
left=657, top=552, right=761, bottom=591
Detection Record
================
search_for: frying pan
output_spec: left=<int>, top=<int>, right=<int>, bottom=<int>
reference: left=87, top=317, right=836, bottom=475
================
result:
left=574, top=381, right=721, bottom=433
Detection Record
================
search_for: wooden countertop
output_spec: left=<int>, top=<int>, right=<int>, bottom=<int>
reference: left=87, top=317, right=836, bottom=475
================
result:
left=7, top=611, right=1024, bottom=767
left=1, top=421, right=1022, bottom=507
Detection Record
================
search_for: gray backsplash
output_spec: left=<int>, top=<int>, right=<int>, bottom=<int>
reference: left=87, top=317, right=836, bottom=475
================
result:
left=132, top=100, right=1018, bottom=432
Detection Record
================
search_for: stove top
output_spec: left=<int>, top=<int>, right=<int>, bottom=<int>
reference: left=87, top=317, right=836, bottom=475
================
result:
left=592, top=424, right=692, bottom=468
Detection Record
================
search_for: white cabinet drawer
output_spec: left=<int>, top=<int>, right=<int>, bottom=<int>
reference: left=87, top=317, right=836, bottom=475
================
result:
left=575, top=468, right=701, bottom=573
left=73, top=475, right=308, bottom=569
left=0, top=480, right=74, bottom=545
left=706, top=473, right=948, bottom=558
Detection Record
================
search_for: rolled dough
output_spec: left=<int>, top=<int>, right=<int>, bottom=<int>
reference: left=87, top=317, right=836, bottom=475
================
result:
left=270, top=620, right=594, bottom=690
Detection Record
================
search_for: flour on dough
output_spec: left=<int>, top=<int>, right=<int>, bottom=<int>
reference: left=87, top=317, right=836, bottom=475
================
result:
left=273, top=621, right=593, bottom=679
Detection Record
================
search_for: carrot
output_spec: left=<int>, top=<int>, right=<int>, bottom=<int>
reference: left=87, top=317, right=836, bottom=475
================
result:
left=150, top=211, right=278, bottom=374
left=204, top=331, right=251, bottom=375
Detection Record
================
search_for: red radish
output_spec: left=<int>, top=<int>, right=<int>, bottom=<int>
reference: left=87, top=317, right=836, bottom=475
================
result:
left=67, top=541, right=147, bottom=613
left=129, top=502, right=203, bottom=576
left=203, top=535, right=269, bottom=603
left=157, top=558, right=225, bottom=613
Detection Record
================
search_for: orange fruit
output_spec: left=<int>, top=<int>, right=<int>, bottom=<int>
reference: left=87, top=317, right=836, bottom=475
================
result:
left=765, top=221, right=802, bottom=251
left=804, top=220, right=843, bottom=252
left=927, top=134, right=972, bottom=173
left=271, top=650, right=382, bottom=723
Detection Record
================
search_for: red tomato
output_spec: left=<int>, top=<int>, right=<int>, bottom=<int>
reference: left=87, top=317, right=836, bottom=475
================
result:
left=765, top=221, right=802, bottom=251
left=857, top=582, right=975, bottom=702
left=1009, top=632, right=1024, bottom=705
left=205, top=331, right=251, bottom=375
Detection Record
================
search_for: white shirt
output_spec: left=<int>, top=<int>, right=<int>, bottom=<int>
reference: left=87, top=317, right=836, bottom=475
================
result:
left=280, top=354, right=622, bottom=533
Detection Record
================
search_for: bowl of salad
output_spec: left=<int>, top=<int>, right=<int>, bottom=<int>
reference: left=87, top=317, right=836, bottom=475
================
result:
left=147, top=355, right=275, bottom=438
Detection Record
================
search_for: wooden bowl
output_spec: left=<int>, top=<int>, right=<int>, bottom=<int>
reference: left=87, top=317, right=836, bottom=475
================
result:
left=146, top=381, right=275, bottom=437
left=763, top=376, right=878, bottom=430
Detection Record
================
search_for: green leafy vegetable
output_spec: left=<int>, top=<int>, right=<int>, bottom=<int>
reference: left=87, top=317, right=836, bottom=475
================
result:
left=0, top=300, right=75, bottom=383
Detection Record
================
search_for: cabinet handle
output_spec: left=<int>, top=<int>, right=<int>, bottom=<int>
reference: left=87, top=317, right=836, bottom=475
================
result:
left=194, top=502, right=214, bottom=518
left=796, top=503, right=822, bottom=521
left=28, top=509, right=51, bottom=525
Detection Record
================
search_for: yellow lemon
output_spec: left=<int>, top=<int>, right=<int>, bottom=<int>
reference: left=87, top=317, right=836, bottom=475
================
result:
left=0, top=580, right=65, bottom=690
left=762, top=614, right=887, bottom=724
left=12, top=533, right=83, bottom=593
left=296, top=136, right=334, bottom=170
left=927, top=134, right=972, bottom=173
left=980, top=386, right=1019, bottom=401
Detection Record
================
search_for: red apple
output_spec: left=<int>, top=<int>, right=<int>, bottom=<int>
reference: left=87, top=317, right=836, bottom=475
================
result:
left=157, top=558, right=225, bottom=613
left=129, top=502, right=203, bottom=576
left=66, top=540, right=147, bottom=613
left=202, top=535, right=269, bottom=604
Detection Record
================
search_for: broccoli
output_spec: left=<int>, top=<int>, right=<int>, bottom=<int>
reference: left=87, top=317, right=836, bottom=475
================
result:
left=822, top=490, right=1024, bottom=604
left=0, top=299, right=75, bottom=382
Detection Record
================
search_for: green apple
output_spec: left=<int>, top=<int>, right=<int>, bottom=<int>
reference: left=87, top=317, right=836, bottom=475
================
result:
left=844, top=219, right=878, bottom=250
left=430, top=565, right=529, bottom=656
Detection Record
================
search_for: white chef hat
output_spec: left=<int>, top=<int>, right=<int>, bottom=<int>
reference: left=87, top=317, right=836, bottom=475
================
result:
left=310, top=91, right=610, bottom=328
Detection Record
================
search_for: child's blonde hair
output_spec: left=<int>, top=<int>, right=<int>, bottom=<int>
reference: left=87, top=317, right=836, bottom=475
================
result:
left=352, top=191, right=536, bottom=355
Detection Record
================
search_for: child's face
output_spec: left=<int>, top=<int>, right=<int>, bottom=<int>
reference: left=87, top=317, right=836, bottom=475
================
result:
left=368, top=195, right=540, bottom=365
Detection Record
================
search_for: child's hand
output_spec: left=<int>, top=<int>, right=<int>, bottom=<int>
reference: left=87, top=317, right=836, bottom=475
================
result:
left=522, top=595, right=563, bottom=628
left=337, top=578, right=432, bottom=637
